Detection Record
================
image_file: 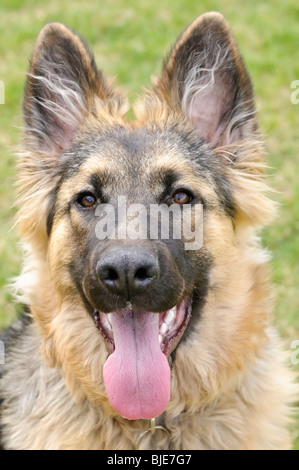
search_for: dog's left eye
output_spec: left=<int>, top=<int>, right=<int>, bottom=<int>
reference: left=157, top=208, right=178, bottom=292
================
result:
left=172, top=190, right=193, bottom=205
left=77, top=192, right=97, bottom=208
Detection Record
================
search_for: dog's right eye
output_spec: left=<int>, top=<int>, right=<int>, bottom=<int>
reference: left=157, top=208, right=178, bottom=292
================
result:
left=77, top=192, right=97, bottom=208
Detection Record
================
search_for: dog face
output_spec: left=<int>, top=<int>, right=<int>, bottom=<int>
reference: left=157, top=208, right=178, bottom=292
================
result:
left=18, top=14, right=273, bottom=420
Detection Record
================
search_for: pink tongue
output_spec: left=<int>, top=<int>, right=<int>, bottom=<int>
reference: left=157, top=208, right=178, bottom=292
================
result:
left=103, top=310, right=170, bottom=420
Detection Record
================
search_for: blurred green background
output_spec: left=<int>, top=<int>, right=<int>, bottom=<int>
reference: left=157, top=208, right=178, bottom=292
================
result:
left=0, top=0, right=298, bottom=448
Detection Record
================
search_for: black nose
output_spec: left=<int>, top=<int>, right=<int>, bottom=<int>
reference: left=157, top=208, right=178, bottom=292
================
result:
left=96, top=248, right=159, bottom=300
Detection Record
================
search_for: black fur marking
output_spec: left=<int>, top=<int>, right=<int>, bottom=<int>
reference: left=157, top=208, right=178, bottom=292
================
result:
left=171, top=253, right=211, bottom=364
left=88, top=173, right=112, bottom=204
left=46, top=185, right=60, bottom=236
left=179, top=132, right=236, bottom=218
left=213, top=172, right=235, bottom=219
left=154, top=169, right=182, bottom=204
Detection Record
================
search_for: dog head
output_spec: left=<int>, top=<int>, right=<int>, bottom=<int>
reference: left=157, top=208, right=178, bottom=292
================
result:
left=17, top=13, right=273, bottom=420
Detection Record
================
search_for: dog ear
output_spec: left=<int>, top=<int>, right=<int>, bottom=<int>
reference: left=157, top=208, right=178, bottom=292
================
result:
left=154, top=12, right=256, bottom=147
left=150, top=13, right=274, bottom=227
left=23, top=23, right=118, bottom=155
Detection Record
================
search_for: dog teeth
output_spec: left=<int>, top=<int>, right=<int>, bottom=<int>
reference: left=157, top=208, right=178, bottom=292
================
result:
left=159, top=307, right=177, bottom=344
left=160, top=322, right=168, bottom=335
left=101, top=313, right=112, bottom=332
left=107, top=313, right=112, bottom=325
left=164, top=307, right=176, bottom=326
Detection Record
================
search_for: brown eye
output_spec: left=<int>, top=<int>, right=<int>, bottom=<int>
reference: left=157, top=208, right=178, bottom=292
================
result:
left=172, top=190, right=192, bottom=205
left=77, top=193, right=97, bottom=208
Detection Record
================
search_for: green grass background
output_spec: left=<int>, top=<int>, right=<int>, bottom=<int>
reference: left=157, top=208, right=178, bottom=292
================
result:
left=0, top=0, right=298, bottom=448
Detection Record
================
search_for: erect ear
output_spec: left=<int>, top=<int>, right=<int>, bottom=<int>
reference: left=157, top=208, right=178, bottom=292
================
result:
left=23, top=23, right=118, bottom=155
left=154, top=12, right=256, bottom=147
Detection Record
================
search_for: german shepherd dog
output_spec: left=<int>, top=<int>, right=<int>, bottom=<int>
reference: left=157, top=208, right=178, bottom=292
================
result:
left=0, top=13, right=295, bottom=449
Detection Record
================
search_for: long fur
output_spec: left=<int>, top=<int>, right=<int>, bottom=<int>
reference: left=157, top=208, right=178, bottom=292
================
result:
left=1, top=14, right=297, bottom=450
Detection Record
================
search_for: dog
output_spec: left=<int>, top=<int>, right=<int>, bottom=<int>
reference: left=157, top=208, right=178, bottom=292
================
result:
left=0, top=12, right=295, bottom=450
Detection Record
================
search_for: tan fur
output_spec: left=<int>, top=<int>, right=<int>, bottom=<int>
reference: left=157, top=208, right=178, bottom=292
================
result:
left=1, top=13, right=296, bottom=450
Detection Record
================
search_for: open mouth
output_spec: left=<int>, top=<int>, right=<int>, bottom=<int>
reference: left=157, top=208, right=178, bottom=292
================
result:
left=94, top=298, right=192, bottom=357
left=93, top=299, right=192, bottom=420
